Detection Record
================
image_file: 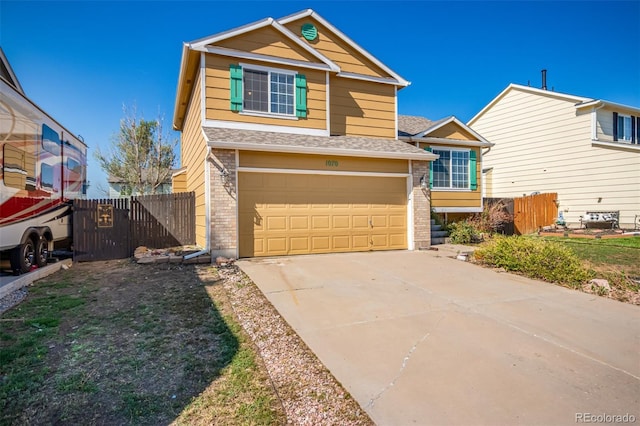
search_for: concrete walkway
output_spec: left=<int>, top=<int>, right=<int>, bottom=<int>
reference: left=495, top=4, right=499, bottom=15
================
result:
left=238, top=250, right=640, bottom=426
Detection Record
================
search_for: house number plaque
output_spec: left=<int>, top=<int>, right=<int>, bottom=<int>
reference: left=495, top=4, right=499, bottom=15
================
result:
left=97, top=204, right=114, bottom=228
left=325, top=160, right=339, bottom=167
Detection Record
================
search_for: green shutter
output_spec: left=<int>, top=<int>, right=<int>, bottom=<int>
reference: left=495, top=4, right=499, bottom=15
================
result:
left=295, top=74, right=307, bottom=118
left=230, top=64, right=242, bottom=111
left=425, top=147, right=433, bottom=189
left=469, top=149, right=477, bottom=190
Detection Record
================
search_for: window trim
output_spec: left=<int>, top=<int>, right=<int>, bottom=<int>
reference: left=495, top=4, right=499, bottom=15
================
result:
left=239, top=62, right=297, bottom=118
left=430, top=147, right=473, bottom=191
left=617, top=113, right=633, bottom=142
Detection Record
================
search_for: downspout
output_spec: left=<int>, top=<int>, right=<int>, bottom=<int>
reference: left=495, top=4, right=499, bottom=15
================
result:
left=591, top=102, right=605, bottom=141
left=186, top=145, right=213, bottom=260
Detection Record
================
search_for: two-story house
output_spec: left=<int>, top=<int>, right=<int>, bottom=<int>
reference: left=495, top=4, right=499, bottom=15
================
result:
left=468, top=83, right=640, bottom=228
left=172, top=9, right=435, bottom=258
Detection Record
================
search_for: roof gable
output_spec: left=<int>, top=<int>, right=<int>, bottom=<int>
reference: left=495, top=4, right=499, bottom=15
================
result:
left=278, top=9, right=409, bottom=87
left=398, top=115, right=492, bottom=146
left=213, top=25, right=323, bottom=64
left=468, top=84, right=592, bottom=125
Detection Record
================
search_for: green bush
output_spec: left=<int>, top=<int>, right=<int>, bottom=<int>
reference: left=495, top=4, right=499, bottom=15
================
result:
left=474, top=236, right=594, bottom=287
left=448, top=220, right=480, bottom=244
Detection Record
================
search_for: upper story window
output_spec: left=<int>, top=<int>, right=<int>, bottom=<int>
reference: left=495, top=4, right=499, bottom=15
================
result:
left=243, top=69, right=294, bottom=115
left=230, top=64, right=307, bottom=118
left=427, top=147, right=477, bottom=190
left=613, top=112, right=638, bottom=144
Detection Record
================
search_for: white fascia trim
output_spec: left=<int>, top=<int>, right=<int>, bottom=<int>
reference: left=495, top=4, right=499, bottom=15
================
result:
left=173, top=43, right=191, bottom=130
left=404, top=136, right=494, bottom=148
left=238, top=166, right=410, bottom=178
left=189, top=16, right=340, bottom=72
left=203, top=119, right=329, bottom=136
left=468, top=83, right=591, bottom=125
left=337, top=71, right=402, bottom=86
left=190, top=17, right=275, bottom=48
left=577, top=99, right=640, bottom=114
left=591, top=140, right=640, bottom=152
left=199, top=52, right=206, bottom=124
left=277, top=9, right=410, bottom=87
left=415, top=116, right=492, bottom=145
left=271, top=20, right=340, bottom=72
left=208, top=139, right=437, bottom=161
left=197, top=46, right=334, bottom=72
left=433, top=207, right=483, bottom=213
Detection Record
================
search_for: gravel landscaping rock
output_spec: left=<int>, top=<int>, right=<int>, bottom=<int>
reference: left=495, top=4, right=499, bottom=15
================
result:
left=0, top=288, right=28, bottom=315
left=202, top=265, right=373, bottom=426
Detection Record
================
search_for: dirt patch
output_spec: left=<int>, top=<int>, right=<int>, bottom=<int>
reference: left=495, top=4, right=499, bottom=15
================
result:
left=2, top=260, right=372, bottom=425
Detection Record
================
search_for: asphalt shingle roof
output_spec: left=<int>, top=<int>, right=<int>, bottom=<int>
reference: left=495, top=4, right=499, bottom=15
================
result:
left=397, top=115, right=452, bottom=137
left=203, top=127, right=433, bottom=160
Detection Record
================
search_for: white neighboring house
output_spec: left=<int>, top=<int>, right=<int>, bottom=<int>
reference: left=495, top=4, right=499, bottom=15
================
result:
left=468, top=83, right=640, bottom=228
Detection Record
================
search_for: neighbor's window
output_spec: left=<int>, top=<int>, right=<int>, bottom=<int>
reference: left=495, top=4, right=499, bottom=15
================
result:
left=617, top=114, right=632, bottom=141
left=243, top=68, right=294, bottom=115
left=432, top=149, right=470, bottom=189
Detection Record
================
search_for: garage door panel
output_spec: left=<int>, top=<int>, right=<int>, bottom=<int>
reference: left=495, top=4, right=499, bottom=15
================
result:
left=266, top=216, right=287, bottom=231
left=239, top=172, right=407, bottom=257
left=311, top=215, right=330, bottom=229
left=333, top=215, right=350, bottom=228
left=311, top=236, right=330, bottom=250
left=290, top=237, right=309, bottom=252
left=290, top=216, right=310, bottom=230
left=352, top=235, right=370, bottom=249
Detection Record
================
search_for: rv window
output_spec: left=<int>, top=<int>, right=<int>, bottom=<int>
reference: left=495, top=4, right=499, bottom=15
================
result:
left=67, top=157, right=82, bottom=174
left=41, top=163, right=54, bottom=189
left=42, top=124, right=61, bottom=156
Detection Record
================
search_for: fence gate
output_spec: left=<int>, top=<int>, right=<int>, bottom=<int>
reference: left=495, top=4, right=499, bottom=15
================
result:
left=73, top=198, right=131, bottom=261
left=513, top=192, right=558, bottom=235
left=73, top=192, right=196, bottom=262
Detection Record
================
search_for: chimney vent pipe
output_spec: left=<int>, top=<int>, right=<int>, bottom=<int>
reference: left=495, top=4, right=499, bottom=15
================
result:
left=541, top=69, right=547, bottom=90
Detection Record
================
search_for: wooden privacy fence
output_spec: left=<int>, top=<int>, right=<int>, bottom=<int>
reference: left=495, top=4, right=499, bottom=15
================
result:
left=73, top=192, right=196, bottom=262
left=484, top=193, right=558, bottom=235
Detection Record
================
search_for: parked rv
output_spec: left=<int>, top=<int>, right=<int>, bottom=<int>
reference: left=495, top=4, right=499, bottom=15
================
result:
left=0, top=72, right=87, bottom=274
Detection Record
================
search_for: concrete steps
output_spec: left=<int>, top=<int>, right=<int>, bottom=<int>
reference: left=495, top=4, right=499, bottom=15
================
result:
left=431, top=219, right=449, bottom=245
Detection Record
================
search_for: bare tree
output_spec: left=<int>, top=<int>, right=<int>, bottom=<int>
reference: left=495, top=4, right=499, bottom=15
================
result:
left=95, top=104, right=178, bottom=195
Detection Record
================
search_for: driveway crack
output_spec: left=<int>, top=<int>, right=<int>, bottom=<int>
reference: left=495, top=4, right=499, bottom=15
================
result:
left=365, top=313, right=446, bottom=409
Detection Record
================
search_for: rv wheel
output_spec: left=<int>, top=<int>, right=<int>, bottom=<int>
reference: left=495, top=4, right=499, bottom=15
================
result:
left=10, top=239, right=36, bottom=275
left=35, top=237, right=49, bottom=267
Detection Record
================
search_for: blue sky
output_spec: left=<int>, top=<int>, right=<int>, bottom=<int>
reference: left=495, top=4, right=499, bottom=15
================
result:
left=2, top=1, right=639, bottom=198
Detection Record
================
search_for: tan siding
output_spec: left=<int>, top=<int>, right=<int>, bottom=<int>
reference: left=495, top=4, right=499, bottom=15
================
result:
left=431, top=191, right=482, bottom=208
left=172, top=172, right=188, bottom=193
left=330, top=76, right=395, bottom=138
left=181, top=72, right=208, bottom=247
left=216, top=26, right=320, bottom=62
left=283, top=18, right=390, bottom=78
left=471, top=88, right=640, bottom=226
left=204, top=55, right=327, bottom=130
left=240, top=151, right=408, bottom=173
left=429, top=123, right=476, bottom=141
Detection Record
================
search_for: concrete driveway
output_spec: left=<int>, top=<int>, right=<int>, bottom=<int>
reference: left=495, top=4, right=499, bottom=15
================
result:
left=238, top=250, right=640, bottom=426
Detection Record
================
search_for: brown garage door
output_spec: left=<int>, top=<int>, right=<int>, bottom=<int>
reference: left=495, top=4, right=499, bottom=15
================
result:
left=238, top=172, right=407, bottom=257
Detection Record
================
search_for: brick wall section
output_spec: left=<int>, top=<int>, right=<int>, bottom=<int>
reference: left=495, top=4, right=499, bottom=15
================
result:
left=412, top=160, right=431, bottom=249
left=209, top=148, right=237, bottom=258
